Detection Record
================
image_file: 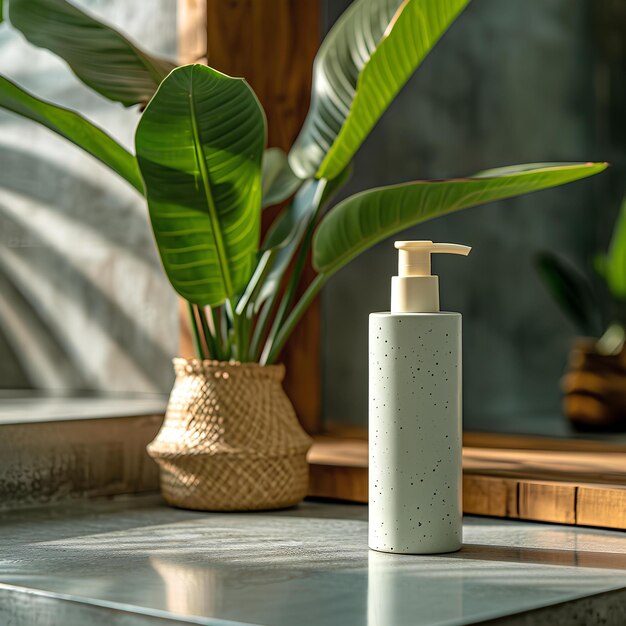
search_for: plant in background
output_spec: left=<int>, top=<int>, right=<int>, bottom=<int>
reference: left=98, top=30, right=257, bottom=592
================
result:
left=0, top=0, right=608, bottom=365
left=537, top=196, right=626, bottom=355
left=537, top=197, right=626, bottom=432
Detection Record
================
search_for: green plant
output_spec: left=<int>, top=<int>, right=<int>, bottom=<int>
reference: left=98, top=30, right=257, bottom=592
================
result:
left=0, top=0, right=608, bottom=364
left=537, top=196, right=626, bottom=353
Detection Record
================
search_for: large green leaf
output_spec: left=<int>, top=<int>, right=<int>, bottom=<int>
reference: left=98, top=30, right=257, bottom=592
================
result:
left=0, top=74, right=142, bottom=191
left=604, top=196, right=626, bottom=300
left=313, top=162, right=608, bottom=275
left=9, top=0, right=175, bottom=107
left=536, top=252, right=601, bottom=335
left=289, top=0, right=469, bottom=180
left=255, top=180, right=326, bottom=307
left=235, top=179, right=326, bottom=317
left=135, top=64, right=266, bottom=306
left=262, top=180, right=325, bottom=250
left=240, top=166, right=355, bottom=317
left=261, top=148, right=301, bottom=208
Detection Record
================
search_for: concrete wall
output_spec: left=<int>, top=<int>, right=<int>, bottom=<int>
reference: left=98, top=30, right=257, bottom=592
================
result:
left=0, top=1, right=179, bottom=393
left=321, top=0, right=622, bottom=429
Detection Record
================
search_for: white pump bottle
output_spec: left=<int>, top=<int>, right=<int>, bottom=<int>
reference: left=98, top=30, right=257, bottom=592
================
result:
left=369, top=240, right=471, bottom=554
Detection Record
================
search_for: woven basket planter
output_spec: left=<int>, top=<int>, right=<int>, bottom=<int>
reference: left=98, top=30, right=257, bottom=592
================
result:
left=147, top=359, right=312, bottom=511
left=561, top=338, right=626, bottom=432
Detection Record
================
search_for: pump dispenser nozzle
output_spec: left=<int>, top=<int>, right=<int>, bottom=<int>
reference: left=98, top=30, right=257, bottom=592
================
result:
left=391, top=240, right=471, bottom=313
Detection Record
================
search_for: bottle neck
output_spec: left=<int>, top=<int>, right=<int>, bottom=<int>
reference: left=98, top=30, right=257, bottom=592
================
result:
left=391, top=276, right=440, bottom=313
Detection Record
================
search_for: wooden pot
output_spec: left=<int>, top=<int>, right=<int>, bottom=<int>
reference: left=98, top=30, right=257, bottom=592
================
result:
left=147, top=359, right=312, bottom=510
left=561, top=338, right=626, bottom=432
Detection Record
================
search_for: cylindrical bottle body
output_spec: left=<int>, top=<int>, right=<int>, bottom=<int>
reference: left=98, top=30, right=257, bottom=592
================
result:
left=369, top=312, right=462, bottom=554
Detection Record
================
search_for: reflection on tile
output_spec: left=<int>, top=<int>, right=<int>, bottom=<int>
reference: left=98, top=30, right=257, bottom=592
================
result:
left=0, top=497, right=625, bottom=625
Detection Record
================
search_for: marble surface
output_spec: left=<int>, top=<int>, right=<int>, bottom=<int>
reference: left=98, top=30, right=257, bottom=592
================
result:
left=0, top=497, right=625, bottom=625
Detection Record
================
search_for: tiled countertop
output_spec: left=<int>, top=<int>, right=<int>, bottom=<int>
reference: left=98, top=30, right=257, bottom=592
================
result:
left=0, top=495, right=625, bottom=625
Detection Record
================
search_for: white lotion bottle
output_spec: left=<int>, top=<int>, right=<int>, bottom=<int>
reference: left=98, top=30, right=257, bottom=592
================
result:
left=369, top=240, right=471, bottom=554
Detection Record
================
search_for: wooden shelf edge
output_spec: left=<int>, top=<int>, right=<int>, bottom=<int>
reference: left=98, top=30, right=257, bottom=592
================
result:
left=307, top=436, right=626, bottom=530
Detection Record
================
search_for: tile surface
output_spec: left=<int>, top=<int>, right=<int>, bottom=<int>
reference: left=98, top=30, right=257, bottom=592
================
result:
left=0, top=497, right=625, bottom=625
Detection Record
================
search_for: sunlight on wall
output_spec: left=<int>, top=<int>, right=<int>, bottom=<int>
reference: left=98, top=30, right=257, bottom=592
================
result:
left=0, top=0, right=179, bottom=393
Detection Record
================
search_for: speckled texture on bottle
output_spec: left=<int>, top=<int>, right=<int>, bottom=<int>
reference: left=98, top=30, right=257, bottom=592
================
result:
left=369, top=312, right=462, bottom=554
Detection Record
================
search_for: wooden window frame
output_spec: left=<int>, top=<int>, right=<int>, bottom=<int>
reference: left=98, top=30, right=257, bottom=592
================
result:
left=178, top=0, right=322, bottom=434
left=308, top=427, right=626, bottom=530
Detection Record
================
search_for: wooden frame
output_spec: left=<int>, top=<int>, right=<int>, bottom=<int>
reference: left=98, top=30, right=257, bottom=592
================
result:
left=308, top=430, right=626, bottom=530
left=177, top=0, right=322, bottom=434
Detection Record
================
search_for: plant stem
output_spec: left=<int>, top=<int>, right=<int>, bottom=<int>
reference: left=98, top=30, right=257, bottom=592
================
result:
left=208, top=306, right=226, bottom=359
left=249, top=297, right=275, bottom=361
left=219, top=306, right=232, bottom=359
left=225, top=298, right=244, bottom=360
left=235, top=250, right=274, bottom=316
left=239, top=311, right=252, bottom=361
left=264, top=273, right=327, bottom=364
left=187, top=302, right=205, bottom=359
left=199, top=307, right=220, bottom=360
left=260, top=209, right=319, bottom=363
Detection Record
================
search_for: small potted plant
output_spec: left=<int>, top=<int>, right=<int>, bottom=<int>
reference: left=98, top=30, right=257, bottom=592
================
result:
left=0, top=0, right=607, bottom=508
left=537, top=197, right=626, bottom=432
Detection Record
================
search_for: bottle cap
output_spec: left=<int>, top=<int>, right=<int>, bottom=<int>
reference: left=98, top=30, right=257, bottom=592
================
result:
left=391, top=240, right=471, bottom=313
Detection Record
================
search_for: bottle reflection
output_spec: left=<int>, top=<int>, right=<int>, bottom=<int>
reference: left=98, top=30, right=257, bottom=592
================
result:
left=367, top=550, right=464, bottom=626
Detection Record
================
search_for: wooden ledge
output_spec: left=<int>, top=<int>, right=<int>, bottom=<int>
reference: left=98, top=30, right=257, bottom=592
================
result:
left=307, top=434, right=626, bottom=530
